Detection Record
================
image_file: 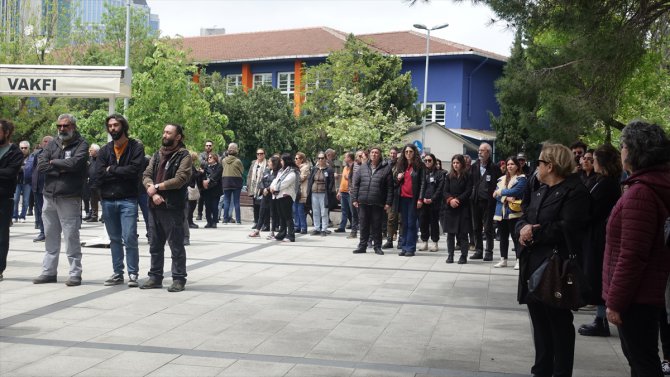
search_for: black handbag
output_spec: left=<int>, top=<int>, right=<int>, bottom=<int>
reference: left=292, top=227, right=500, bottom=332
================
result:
left=527, top=249, right=588, bottom=310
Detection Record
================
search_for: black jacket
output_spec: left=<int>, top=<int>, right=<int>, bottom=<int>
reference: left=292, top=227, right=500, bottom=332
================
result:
left=515, top=174, right=592, bottom=304
left=419, top=168, right=444, bottom=203
left=31, top=149, right=46, bottom=193
left=351, top=159, right=393, bottom=207
left=0, top=144, right=24, bottom=199
left=394, top=163, right=425, bottom=211
left=471, top=158, right=501, bottom=202
left=443, top=172, right=473, bottom=234
left=202, top=162, right=223, bottom=196
left=94, top=138, right=145, bottom=199
left=37, top=132, right=89, bottom=198
left=307, top=165, right=335, bottom=209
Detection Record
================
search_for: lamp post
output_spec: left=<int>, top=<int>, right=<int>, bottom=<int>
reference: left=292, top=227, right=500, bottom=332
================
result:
left=123, top=0, right=131, bottom=114
left=413, top=23, right=448, bottom=149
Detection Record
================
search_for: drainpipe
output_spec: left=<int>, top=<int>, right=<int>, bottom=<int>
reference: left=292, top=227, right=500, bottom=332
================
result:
left=467, top=57, right=489, bottom=119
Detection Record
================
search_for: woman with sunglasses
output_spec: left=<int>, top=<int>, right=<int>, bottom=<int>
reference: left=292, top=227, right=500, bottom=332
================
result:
left=492, top=156, right=527, bottom=269
left=443, top=154, right=473, bottom=264
left=395, top=143, right=424, bottom=256
left=418, top=153, right=444, bottom=252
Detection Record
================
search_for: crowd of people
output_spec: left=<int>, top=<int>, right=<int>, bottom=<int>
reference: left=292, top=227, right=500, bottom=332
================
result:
left=1, top=114, right=669, bottom=376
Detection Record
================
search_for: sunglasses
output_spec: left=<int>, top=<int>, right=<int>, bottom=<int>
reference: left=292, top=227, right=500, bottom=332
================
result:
left=424, top=159, right=433, bottom=163
left=536, top=159, right=549, bottom=165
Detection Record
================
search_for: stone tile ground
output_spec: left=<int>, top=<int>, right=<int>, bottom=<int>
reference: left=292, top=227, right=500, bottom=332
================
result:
left=0, top=216, right=630, bottom=376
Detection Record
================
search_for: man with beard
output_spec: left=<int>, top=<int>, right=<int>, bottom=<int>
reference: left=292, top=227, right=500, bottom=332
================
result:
left=94, top=114, right=145, bottom=287
left=141, top=124, right=192, bottom=292
left=0, top=119, right=25, bottom=281
left=34, top=114, right=89, bottom=286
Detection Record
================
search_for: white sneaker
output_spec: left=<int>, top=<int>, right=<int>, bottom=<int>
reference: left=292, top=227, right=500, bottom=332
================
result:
left=419, top=242, right=429, bottom=251
left=514, top=260, right=520, bottom=270
left=429, top=242, right=438, bottom=252
left=19, top=218, right=25, bottom=223
left=493, top=259, right=508, bottom=268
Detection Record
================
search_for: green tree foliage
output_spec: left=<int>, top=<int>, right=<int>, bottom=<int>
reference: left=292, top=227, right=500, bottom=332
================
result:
left=300, top=35, right=420, bottom=155
left=126, top=41, right=230, bottom=154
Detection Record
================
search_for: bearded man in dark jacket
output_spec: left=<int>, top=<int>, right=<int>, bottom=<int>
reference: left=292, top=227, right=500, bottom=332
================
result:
left=351, top=147, right=393, bottom=255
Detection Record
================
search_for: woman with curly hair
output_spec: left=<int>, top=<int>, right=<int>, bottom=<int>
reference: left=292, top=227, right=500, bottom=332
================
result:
left=395, top=143, right=424, bottom=256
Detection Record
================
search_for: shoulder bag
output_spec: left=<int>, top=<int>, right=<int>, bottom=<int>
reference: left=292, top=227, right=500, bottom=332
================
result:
left=527, top=249, right=588, bottom=310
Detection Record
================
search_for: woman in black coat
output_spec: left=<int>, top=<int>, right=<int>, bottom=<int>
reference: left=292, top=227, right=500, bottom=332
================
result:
left=578, top=144, right=621, bottom=337
left=201, top=154, right=223, bottom=228
left=418, top=153, right=444, bottom=252
left=443, top=154, right=473, bottom=264
left=516, top=144, right=591, bottom=377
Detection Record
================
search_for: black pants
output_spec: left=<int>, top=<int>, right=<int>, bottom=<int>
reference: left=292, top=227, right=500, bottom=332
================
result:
left=660, top=308, right=670, bottom=360
left=498, top=218, right=520, bottom=259
left=274, top=196, right=295, bottom=241
left=203, top=190, right=219, bottom=226
left=148, top=207, right=187, bottom=283
left=253, top=200, right=260, bottom=225
left=527, top=301, right=575, bottom=377
left=255, top=196, right=272, bottom=231
left=187, top=200, right=197, bottom=224
left=358, top=204, right=384, bottom=249
left=0, top=198, right=12, bottom=274
left=618, top=304, right=663, bottom=377
left=419, top=203, right=441, bottom=242
left=472, top=199, right=495, bottom=253
left=447, top=232, right=468, bottom=257
left=270, top=198, right=280, bottom=231
left=197, top=195, right=205, bottom=217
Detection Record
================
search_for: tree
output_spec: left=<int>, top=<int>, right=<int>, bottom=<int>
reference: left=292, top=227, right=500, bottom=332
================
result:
left=299, top=35, right=420, bottom=155
left=126, top=40, right=230, bottom=154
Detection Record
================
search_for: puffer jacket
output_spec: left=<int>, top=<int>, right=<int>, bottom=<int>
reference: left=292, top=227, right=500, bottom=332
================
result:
left=602, top=165, right=670, bottom=312
left=493, top=174, right=527, bottom=221
left=351, top=159, right=393, bottom=207
left=37, top=132, right=89, bottom=198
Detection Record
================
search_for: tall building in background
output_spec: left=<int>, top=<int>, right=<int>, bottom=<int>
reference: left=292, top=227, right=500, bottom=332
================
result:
left=72, top=0, right=159, bottom=33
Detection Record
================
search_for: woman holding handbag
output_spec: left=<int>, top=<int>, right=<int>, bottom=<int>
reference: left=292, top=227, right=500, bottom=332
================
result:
left=492, top=156, right=527, bottom=269
left=516, top=143, right=591, bottom=377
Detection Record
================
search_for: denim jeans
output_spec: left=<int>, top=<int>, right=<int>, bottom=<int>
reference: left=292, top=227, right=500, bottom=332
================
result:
left=338, top=192, right=351, bottom=230
left=311, top=192, right=328, bottom=231
left=102, top=198, right=139, bottom=276
left=293, top=201, right=307, bottom=231
left=399, top=196, right=418, bottom=252
left=13, top=183, right=31, bottom=219
left=221, top=188, right=241, bottom=223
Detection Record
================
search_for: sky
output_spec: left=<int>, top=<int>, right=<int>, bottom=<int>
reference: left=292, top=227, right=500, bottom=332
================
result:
left=145, top=0, right=515, bottom=56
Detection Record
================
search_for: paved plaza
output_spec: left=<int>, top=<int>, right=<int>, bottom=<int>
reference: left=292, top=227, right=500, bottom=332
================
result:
left=1, top=216, right=630, bottom=376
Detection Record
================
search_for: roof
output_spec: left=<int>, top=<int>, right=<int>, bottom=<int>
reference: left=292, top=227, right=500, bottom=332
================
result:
left=181, top=27, right=507, bottom=64
left=406, top=123, right=480, bottom=151
left=448, top=128, right=497, bottom=141
left=181, top=27, right=350, bottom=64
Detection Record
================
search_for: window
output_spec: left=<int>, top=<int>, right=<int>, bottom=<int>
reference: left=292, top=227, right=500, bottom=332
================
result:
left=278, top=72, right=295, bottom=101
left=253, top=73, right=272, bottom=88
left=226, top=74, right=242, bottom=95
left=425, top=102, right=446, bottom=125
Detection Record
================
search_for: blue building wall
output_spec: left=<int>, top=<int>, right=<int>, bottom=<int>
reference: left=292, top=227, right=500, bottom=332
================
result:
left=461, top=59, right=503, bottom=130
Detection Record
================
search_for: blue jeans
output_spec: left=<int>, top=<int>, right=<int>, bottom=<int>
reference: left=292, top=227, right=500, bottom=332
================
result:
left=338, top=192, right=351, bottom=230
left=399, top=196, right=418, bottom=252
left=13, top=183, right=31, bottom=219
left=293, top=201, right=307, bottom=231
left=311, top=192, right=328, bottom=231
left=102, top=198, right=139, bottom=276
left=221, top=189, right=241, bottom=223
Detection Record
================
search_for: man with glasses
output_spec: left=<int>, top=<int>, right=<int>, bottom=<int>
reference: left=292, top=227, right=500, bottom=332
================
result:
left=247, top=148, right=267, bottom=229
left=34, top=114, right=89, bottom=286
left=196, top=141, right=214, bottom=221
left=12, top=141, right=31, bottom=223
left=470, top=142, right=500, bottom=261
left=94, top=114, right=145, bottom=287
left=0, top=119, right=25, bottom=281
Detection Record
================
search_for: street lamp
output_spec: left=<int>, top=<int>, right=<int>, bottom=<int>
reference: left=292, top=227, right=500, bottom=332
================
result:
left=413, top=22, right=448, bottom=150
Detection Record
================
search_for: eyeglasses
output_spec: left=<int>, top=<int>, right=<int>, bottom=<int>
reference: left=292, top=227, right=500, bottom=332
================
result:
left=205, top=145, right=212, bottom=147
left=256, top=152, right=264, bottom=155
left=536, top=159, right=549, bottom=165
left=424, top=159, right=433, bottom=163
left=208, top=156, right=214, bottom=160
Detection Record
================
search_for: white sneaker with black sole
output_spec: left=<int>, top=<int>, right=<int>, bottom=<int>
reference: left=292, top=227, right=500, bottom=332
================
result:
left=128, top=274, right=139, bottom=288
left=104, top=273, right=124, bottom=286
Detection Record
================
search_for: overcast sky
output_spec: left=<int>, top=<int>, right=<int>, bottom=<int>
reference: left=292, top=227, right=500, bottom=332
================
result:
left=145, top=0, right=515, bottom=56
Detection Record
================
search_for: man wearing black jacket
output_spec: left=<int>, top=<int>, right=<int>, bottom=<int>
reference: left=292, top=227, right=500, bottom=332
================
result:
left=0, top=119, right=25, bottom=281
left=94, top=115, right=145, bottom=288
left=470, top=142, right=501, bottom=261
left=352, top=147, right=393, bottom=255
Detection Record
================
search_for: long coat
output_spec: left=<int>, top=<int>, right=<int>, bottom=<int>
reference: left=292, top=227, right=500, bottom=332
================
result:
left=442, top=172, right=473, bottom=234
left=515, top=174, right=591, bottom=304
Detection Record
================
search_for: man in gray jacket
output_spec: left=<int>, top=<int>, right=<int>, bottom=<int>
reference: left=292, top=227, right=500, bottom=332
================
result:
left=34, top=114, right=89, bottom=286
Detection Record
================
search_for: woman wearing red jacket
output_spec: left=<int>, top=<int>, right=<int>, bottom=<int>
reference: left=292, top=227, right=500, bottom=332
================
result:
left=603, top=121, right=670, bottom=377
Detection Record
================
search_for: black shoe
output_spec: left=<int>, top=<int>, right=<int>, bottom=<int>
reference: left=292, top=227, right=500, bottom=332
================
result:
left=374, top=248, right=384, bottom=255
left=140, top=279, right=163, bottom=289
left=189, top=223, right=199, bottom=229
left=334, top=228, right=346, bottom=233
left=261, top=226, right=271, bottom=232
left=470, top=251, right=483, bottom=260
left=310, top=230, right=321, bottom=236
left=27, top=211, right=33, bottom=216
left=167, top=281, right=185, bottom=292
left=483, top=252, right=493, bottom=262
left=396, top=241, right=403, bottom=250
left=33, top=234, right=45, bottom=242
left=65, top=276, right=82, bottom=286
left=578, top=317, right=610, bottom=337
left=458, top=255, right=467, bottom=264
left=85, top=216, right=98, bottom=223
left=321, top=231, right=327, bottom=237
left=346, top=231, right=357, bottom=239
left=353, top=247, right=367, bottom=254
left=204, top=223, right=212, bottom=228
left=346, top=224, right=352, bottom=230
left=104, top=273, right=124, bottom=286
left=382, top=240, right=393, bottom=249
left=398, top=251, right=406, bottom=256
left=300, top=229, right=308, bottom=234
left=404, top=252, right=415, bottom=257
left=446, top=254, right=454, bottom=264
left=33, top=275, right=57, bottom=284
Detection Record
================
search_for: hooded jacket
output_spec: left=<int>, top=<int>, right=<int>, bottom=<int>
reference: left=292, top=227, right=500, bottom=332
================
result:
left=602, top=165, right=670, bottom=312
left=37, top=132, right=89, bottom=198
left=221, top=154, right=244, bottom=190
